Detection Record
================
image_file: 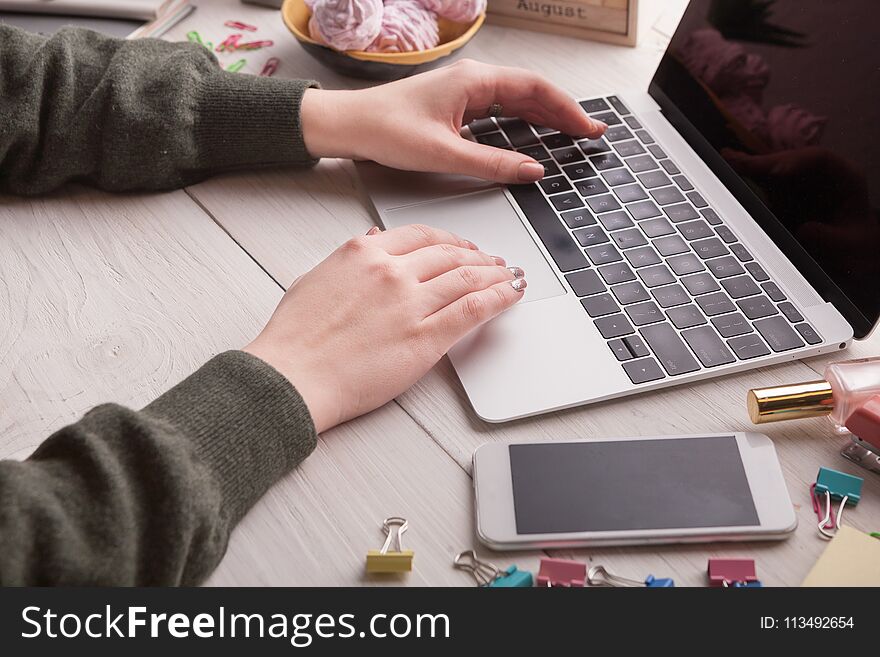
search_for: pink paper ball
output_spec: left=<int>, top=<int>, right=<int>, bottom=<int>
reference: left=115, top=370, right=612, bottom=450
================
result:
left=309, top=0, right=384, bottom=51
left=367, top=0, right=440, bottom=52
left=419, top=0, right=485, bottom=23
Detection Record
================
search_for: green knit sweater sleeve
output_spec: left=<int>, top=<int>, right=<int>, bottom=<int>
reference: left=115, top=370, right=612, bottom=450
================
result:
left=0, top=25, right=318, bottom=194
left=0, top=351, right=318, bottom=585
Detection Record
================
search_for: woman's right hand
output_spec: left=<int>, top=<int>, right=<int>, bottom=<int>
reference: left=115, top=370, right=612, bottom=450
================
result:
left=243, top=224, right=526, bottom=433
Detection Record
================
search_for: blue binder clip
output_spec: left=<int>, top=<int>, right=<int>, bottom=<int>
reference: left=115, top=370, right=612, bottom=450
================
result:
left=813, top=467, right=863, bottom=539
left=588, top=565, right=674, bottom=587
left=453, top=550, right=533, bottom=587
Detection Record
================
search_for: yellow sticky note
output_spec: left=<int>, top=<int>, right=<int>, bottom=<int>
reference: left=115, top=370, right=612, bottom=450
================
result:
left=366, top=550, right=414, bottom=573
left=802, top=526, right=880, bottom=586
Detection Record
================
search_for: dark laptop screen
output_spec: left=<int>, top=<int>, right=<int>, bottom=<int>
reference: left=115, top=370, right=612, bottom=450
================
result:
left=650, top=0, right=879, bottom=337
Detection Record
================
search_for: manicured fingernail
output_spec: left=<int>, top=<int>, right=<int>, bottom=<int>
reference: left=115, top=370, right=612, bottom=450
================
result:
left=517, top=161, right=546, bottom=182
left=365, top=226, right=380, bottom=235
left=492, top=255, right=506, bottom=266
left=508, top=266, right=524, bottom=279
left=461, top=239, right=478, bottom=250
left=510, top=278, right=527, bottom=292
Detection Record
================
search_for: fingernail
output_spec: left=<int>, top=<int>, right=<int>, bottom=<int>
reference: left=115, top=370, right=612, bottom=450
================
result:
left=517, top=161, right=546, bottom=182
left=510, top=278, right=527, bottom=292
left=491, top=255, right=506, bottom=266
left=593, top=120, right=608, bottom=131
left=461, top=239, right=479, bottom=250
left=365, top=226, right=380, bottom=235
left=507, top=266, right=524, bottom=279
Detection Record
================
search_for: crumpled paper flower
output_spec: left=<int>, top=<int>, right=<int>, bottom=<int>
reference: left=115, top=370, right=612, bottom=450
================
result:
left=766, top=103, right=827, bottom=150
left=677, top=28, right=770, bottom=102
left=419, top=0, right=485, bottom=23
left=309, top=0, right=384, bottom=51
left=367, top=0, right=440, bottom=52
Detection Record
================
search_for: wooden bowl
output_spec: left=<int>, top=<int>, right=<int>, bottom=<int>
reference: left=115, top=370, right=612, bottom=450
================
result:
left=282, top=0, right=485, bottom=80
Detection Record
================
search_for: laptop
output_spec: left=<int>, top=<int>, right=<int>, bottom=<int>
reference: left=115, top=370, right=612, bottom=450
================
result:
left=357, top=0, right=879, bottom=422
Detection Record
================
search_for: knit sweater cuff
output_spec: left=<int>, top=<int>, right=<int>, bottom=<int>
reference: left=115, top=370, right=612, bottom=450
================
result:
left=193, top=72, right=320, bottom=170
left=143, top=350, right=317, bottom=523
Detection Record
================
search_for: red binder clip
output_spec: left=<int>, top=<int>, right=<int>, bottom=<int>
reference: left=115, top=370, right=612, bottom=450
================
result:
left=536, top=558, right=586, bottom=587
left=707, top=558, right=760, bottom=587
left=224, top=20, right=258, bottom=31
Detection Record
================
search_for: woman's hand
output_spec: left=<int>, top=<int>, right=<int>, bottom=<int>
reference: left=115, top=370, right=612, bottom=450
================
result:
left=300, top=59, right=606, bottom=184
left=243, top=224, right=526, bottom=433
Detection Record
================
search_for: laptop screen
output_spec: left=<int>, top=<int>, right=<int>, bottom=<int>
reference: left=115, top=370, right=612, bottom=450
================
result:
left=650, top=0, right=879, bottom=337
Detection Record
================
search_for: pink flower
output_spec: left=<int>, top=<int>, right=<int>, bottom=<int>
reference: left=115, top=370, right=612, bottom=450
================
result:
left=367, top=0, right=439, bottom=52
left=309, top=0, right=384, bottom=51
left=419, top=0, right=486, bottom=23
left=766, top=104, right=827, bottom=150
left=677, top=28, right=770, bottom=102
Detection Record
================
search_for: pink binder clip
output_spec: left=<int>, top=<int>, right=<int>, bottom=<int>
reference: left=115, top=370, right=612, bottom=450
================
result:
left=536, top=558, right=586, bottom=587
left=260, top=57, right=280, bottom=77
left=707, top=558, right=758, bottom=587
left=224, top=20, right=258, bottom=32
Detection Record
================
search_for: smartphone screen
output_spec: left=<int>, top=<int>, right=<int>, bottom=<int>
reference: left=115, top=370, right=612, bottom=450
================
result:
left=509, top=436, right=759, bottom=534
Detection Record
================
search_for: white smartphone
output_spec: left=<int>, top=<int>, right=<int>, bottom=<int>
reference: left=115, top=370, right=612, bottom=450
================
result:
left=473, top=433, right=797, bottom=550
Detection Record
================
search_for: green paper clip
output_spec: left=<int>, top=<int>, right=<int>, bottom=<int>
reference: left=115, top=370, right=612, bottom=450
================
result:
left=227, top=59, right=247, bottom=73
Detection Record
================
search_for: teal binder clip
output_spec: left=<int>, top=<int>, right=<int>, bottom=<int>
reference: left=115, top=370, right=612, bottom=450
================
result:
left=813, top=467, right=863, bottom=539
left=453, top=550, right=533, bottom=587
left=588, top=565, right=675, bottom=587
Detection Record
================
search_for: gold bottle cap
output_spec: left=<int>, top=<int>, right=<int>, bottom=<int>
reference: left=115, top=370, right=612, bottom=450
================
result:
left=747, top=380, right=834, bottom=424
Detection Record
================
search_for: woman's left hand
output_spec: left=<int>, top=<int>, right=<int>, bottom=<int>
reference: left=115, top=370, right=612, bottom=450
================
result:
left=300, top=59, right=606, bottom=184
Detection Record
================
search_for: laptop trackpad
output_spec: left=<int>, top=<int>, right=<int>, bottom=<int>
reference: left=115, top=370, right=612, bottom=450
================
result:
left=383, top=190, right=564, bottom=303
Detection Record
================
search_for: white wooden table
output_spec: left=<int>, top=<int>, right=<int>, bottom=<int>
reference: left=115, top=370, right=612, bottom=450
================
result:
left=2, top=0, right=878, bottom=587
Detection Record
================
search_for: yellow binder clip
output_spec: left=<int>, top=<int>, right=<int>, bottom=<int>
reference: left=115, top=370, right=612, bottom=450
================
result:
left=366, top=517, right=413, bottom=573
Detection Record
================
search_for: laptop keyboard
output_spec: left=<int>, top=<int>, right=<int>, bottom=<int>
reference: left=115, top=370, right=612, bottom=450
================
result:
left=466, top=96, right=822, bottom=385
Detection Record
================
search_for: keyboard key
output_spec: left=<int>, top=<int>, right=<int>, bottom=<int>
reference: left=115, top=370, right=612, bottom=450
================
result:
left=667, top=304, right=707, bottom=329
left=589, top=152, right=623, bottom=170
left=573, top=226, right=609, bottom=247
left=638, top=264, right=675, bottom=287
left=627, top=200, right=662, bottom=220
left=614, top=140, right=646, bottom=158
left=677, top=220, right=714, bottom=241
left=729, top=243, right=753, bottom=262
left=754, top=316, right=805, bottom=352
left=737, top=295, right=777, bottom=320
left=580, top=98, right=610, bottom=113
left=497, top=118, right=539, bottom=147
left=637, top=171, right=672, bottom=189
left=587, top=194, right=622, bottom=214
left=682, top=325, right=736, bottom=367
left=634, top=129, right=655, bottom=144
left=626, top=301, right=664, bottom=326
left=762, top=282, right=786, bottom=302
left=579, top=138, right=612, bottom=155
left=648, top=145, right=667, bottom=159
left=672, top=175, right=694, bottom=191
left=561, top=208, right=596, bottom=228
left=612, top=228, right=648, bottom=250
left=615, top=184, right=649, bottom=203
left=575, top=178, right=609, bottom=197
left=591, top=111, right=622, bottom=126
left=667, top=253, right=705, bottom=275
left=602, top=169, right=636, bottom=186
left=606, top=96, right=630, bottom=115
left=562, top=162, right=596, bottom=180
left=681, top=273, right=720, bottom=296
left=608, top=338, right=633, bottom=361
left=550, top=192, right=584, bottom=212
left=611, top=280, right=649, bottom=303
left=706, top=256, right=745, bottom=279
left=745, top=262, right=770, bottom=282
left=508, top=184, right=589, bottom=272
left=796, top=323, right=822, bottom=345
left=604, top=125, right=634, bottom=142
left=553, top=146, right=586, bottom=165
left=476, top=132, right=509, bottom=148
left=696, top=292, right=736, bottom=316
left=715, top=226, right=737, bottom=243
left=623, top=334, right=650, bottom=357
left=653, top=234, right=689, bottom=256
left=664, top=203, right=700, bottom=222
left=600, top=263, right=636, bottom=285
left=594, top=314, right=634, bottom=338
left=533, top=125, right=555, bottom=135
left=598, top=211, right=633, bottom=231
left=778, top=301, right=804, bottom=323
left=582, top=293, right=620, bottom=317
left=467, top=118, right=496, bottom=134
left=659, top=159, right=680, bottom=174
left=624, top=116, right=642, bottom=129
left=586, top=244, right=623, bottom=265
left=687, top=191, right=708, bottom=208
left=625, top=246, right=661, bottom=268
left=652, top=284, right=689, bottom=308
left=651, top=186, right=687, bottom=206
left=518, top=144, right=550, bottom=160
left=542, top=133, right=574, bottom=149
left=622, top=357, right=665, bottom=384
left=691, top=237, right=728, bottom=259
left=728, top=333, right=771, bottom=360
left=539, top=176, right=572, bottom=194
left=721, top=275, right=761, bottom=299
left=565, top=269, right=605, bottom=297
left=540, top=161, right=561, bottom=177
left=712, top=312, right=752, bottom=338
left=701, top=208, right=722, bottom=225
left=641, top=217, right=675, bottom=238
left=640, top=323, right=701, bottom=375
left=625, top=155, right=658, bottom=173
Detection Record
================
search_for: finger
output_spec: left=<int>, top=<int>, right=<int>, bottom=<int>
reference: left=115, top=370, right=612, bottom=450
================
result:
left=370, top=223, right=478, bottom=255
left=444, top=137, right=547, bottom=183
left=426, top=276, right=527, bottom=344
left=421, top=264, right=523, bottom=315
left=401, top=243, right=505, bottom=282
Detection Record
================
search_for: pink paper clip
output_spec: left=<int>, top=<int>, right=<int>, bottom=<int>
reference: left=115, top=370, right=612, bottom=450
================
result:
left=216, top=34, right=242, bottom=52
left=238, top=40, right=274, bottom=50
left=536, top=558, right=586, bottom=587
left=810, top=482, right=837, bottom=530
left=224, top=20, right=258, bottom=32
left=260, top=57, right=280, bottom=77
left=707, top=558, right=758, bottom=587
